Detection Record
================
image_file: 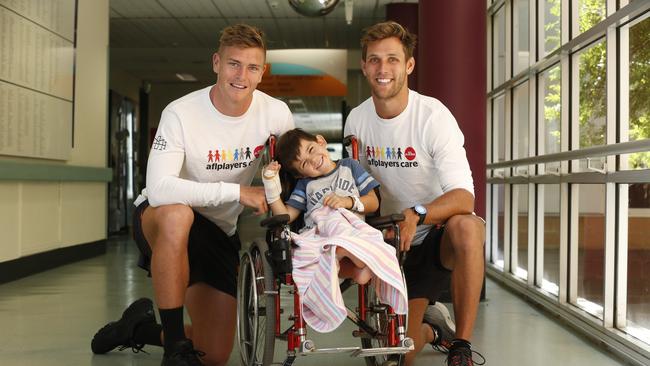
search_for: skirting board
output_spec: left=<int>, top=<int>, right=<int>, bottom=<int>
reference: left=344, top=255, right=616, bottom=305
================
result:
left=0, top=240, right=107, bottom=284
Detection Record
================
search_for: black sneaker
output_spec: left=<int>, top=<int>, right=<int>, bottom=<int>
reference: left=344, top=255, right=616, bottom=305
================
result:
left=446, top=341, right=485, bottom=366
left=161, top=339, right=204, bottom=366
left=423, top=302, right=455, bottom=351
left=91, top=298, right=156, bottom=354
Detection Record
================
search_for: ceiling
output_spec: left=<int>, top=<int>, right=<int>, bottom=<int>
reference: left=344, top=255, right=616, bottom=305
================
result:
left=109, top=0, right=416, bottom=114
left=110, top=0, right=416, bottom=82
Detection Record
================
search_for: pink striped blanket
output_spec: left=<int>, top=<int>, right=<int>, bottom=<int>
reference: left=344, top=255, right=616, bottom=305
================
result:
left=291, top=206, right=408, bottom=333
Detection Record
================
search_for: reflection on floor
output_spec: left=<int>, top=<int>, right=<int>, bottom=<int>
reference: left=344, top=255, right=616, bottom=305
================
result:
left=0, top=233, right=627, bottom=366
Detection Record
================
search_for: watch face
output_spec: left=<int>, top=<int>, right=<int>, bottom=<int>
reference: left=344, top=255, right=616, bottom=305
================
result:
left=414, top=204, right=427, bottom=215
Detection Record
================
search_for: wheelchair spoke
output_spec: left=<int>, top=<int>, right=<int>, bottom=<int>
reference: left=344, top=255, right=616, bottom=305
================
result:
left=238, top=241, right=276, bottom=366
left=361, top=283, right=402, bottom=366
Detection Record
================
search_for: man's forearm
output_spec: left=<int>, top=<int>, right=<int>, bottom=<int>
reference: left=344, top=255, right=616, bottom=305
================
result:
left=147, top=176, right=240, bottom=207
left=422, top=188, right=475, bottom=225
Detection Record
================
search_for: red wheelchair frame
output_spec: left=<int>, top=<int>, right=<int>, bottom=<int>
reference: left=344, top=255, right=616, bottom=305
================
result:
left=236, top=136, right=413, bottom=366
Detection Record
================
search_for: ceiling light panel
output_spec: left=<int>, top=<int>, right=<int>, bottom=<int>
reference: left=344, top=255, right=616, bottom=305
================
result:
left=110, top=0, right=169, bottom=18
left=157, top=0, right=223, bottom=17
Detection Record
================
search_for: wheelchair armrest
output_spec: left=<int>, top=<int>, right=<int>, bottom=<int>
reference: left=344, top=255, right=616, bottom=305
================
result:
left=366, top=213, right=405, bottom=228
left=260, top=214, right=290, bottom=229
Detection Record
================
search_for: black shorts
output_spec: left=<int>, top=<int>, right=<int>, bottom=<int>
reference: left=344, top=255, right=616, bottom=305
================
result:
left=403, top=225, right=451, bottom=302
left=133, top=200, right=241, bottom=298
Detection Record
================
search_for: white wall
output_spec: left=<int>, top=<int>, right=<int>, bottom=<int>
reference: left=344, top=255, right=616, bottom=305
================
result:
left=0, top=0, right=109, bottom=263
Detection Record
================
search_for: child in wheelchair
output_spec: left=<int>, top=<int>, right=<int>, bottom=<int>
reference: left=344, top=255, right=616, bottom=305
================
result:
left=261, top=128, right=408, bottom=333
left=263, top=128, right=380, bottom=285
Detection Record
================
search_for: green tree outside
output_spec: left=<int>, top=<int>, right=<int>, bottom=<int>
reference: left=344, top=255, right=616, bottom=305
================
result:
left=543, top=0, right=650, bottom=168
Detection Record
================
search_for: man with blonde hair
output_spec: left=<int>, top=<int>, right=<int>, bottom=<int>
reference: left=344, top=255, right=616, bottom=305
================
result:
left=91, top=24, right=294, bottom=366
left=345, top=21, right=485, bottom=366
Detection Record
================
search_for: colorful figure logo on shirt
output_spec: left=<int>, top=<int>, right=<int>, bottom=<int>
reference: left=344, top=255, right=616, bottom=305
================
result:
left=365, top=145, right=419, bottom=169
left=205, top=145, right=259, bottom=171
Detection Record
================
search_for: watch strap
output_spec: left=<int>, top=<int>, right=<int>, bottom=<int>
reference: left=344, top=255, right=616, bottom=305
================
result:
left=412, top=206, right=426, bottom=225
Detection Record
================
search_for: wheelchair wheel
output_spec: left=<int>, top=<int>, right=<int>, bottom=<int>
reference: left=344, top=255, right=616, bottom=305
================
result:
left=237, top=240, right=276, bottom=366
left=361, top=283, right=405, bottom=366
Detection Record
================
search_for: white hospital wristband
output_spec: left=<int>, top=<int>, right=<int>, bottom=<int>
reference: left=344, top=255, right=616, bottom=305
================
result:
left=351, top=195, right=364, bottom=213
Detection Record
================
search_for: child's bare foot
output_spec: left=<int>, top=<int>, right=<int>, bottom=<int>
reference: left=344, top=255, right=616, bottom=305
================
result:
left=352, top=266, right=373, bottom=285
left=338, top=258, right=356, bottom=278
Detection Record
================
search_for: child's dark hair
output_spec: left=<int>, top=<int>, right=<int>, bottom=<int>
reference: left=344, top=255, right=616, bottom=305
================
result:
left=275, top=128, right=318, bottom=177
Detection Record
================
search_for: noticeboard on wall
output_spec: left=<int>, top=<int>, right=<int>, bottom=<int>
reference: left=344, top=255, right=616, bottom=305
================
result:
left=0, top=0, right=76, bottom=160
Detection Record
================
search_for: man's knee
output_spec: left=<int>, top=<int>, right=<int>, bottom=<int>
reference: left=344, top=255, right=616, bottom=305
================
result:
left=146, top=204, right=194, bottom=250
left=198, top=335, right=233, bottom=366
left=155, top=204, right=194, bottom=225
left=201, top=349, right=230, bottom=366
left=446, top=214, right=485, bottom=252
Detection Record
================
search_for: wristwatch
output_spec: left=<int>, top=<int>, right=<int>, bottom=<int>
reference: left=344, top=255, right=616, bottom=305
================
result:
left=411, top=204, right=427, bottom=225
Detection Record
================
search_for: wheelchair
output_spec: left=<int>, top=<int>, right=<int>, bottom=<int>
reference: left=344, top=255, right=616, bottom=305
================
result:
left=236, top=136, right=414, bottom=366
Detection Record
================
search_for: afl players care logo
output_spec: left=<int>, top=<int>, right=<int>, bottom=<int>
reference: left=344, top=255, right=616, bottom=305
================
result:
left=253, top=145, right=264, bottom=158
left=366, top=145, right=419, bottom=168
left=206, top=145, right=263, bottom=171
left=404, top=147, right=416, bottom=161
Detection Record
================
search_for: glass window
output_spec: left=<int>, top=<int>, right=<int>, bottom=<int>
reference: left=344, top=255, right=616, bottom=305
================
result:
left=513, top=0, right=530, bottom=75
left=514, top=184, right=529, bottom=279
left=622, top=17, right=650, bottom=171
left=494, top=95, right=506, bottom=162
left=542, top=0, right=561, bottom=56
left=513, top=81, right=530, bottom=159
left=541, top=184, right=560, bottom=296
left=577, top=40, right=607, bottom=149
left=540, top=64, right=562, bottom=173
left=483, top=0, right=650, bottom=357
left=577, top=0, right=606, bottom=35
left=575, top=184, right=606, bottom=319
left=626, top=183, right=650, bottom=344
left=493, top=5, right=506, bottom=87
left=496, top=184, right=506, bottom=269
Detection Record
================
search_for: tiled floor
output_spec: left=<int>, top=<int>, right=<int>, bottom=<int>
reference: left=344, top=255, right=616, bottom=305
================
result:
left=0, top=221, right=628, bottom=366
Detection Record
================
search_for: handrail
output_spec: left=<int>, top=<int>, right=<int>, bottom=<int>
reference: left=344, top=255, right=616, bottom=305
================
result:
left=487, top=139, right=650, bottom=169
left=0, top=160, right=112, bottom=182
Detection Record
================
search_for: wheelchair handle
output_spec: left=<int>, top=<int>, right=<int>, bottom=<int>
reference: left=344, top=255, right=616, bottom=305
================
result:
left=267, top=135, right=277, bottom=160
left=342, top=135, right=359, bottom=160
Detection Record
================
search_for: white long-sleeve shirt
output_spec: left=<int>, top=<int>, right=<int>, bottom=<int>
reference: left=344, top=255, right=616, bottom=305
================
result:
left=344, top=90, right=474, bottom=245
left=135, top=86, right=294, bottom=235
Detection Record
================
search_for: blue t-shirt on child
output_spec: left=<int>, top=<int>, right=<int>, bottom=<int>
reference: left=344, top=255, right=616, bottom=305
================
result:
left=286, top=158, right=380, bottom=231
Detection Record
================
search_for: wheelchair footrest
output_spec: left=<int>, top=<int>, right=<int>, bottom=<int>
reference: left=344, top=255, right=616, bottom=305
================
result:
left=351, top=346, right=413, bottom=357
left=299, top=346, right=361, bottom=355
left=297, top=345, right=412, bottom=357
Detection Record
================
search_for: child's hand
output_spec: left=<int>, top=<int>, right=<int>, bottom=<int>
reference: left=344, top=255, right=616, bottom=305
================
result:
left=323, top=194, right=354, bottom=210
left=263, top=161, right=281, bottom=178
left=262, top=161, right=282, bottom=204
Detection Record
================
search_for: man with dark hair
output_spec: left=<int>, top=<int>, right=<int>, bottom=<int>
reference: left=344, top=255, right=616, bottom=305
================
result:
left=345, top=21, right=486, bottom=366
left=90, top=23, right=294, bottom=366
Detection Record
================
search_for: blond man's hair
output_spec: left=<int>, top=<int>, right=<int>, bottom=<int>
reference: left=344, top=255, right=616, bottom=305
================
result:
left=360, top=21, right=417, bottom=60
left=218, top=23, right=266, bottom=53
